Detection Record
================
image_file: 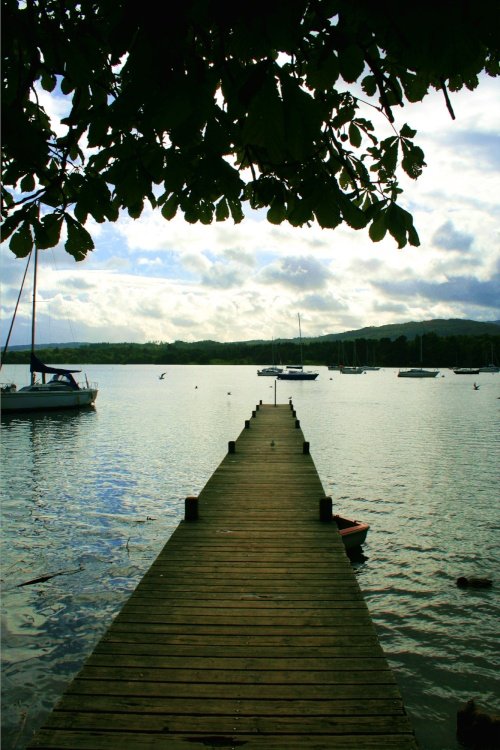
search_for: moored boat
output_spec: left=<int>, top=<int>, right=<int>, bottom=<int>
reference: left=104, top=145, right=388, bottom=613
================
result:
left=398, top=368, right=439, bottom=378
left=398, top=332, right=439, bottom=378
left=276, top=314, right=318, bottom=381
left=334, top=515, right=370, bottom=550
left=277, top=367, right=318, bottom=380
left=453, top=367, right=480, bottom=375
left=340, top=366, right=365, bottom=374
left=1, top=355, right=97, bottom=413
left=1, top=247, right=98, bottom=414
left=257, top=366, right=283, bottom=376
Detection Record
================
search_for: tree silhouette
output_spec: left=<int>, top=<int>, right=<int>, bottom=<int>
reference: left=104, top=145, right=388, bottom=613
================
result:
left=2, top=0, right=499, bottom=259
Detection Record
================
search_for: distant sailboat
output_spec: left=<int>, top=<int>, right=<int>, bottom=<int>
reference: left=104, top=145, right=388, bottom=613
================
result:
left=257, top=338, right=283, bottom=376
left=398, top=333, right=439, bottom=378
left=277, top=314, right=319, bottom=381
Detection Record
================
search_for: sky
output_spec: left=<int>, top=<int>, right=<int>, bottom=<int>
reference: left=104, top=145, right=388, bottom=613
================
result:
left=1, top=74, right=499, bottom=347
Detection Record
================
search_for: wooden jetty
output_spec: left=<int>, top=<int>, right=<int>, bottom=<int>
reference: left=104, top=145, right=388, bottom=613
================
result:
left=28, top=402, right=417, bottom=749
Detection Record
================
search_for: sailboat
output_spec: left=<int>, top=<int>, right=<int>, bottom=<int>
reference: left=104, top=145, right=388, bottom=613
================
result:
left=397, top=333, right=439, bottom=378
left=1, top=247, right=98, bottom=413
left=257, top=338, right=283, bottom=376
left=340, top=342, right=364, bottom=374
left=277, top=314, right=319, bottom=380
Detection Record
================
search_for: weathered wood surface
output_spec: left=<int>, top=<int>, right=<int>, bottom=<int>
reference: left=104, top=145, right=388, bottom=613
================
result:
left=28, top=403, right=417, bottom=749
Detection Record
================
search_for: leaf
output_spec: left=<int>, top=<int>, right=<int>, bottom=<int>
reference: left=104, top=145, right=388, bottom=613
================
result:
left=306, top=53, right=340, bottom=90
left=241, top=73, right=286, bottom=162
left=340, top=196, right=368, bottom=230
left=127, top=199, right=144, bottom=219
left=401, top=142, right=426, bottom=179
left=408, top=224, right=420, bottom=247
left=369, top=212, right=387, bottom=242
left=19, top=173, right=36, bottom=193
left=338, top=45, right=365, bottom=83
left=400, top=124, right=417, bottom=139
left=380, top=138, right=399, bottom=175
left=65, top=216, right=95, bottom=261
left=9, top=223, right=33, bottom=258
left=348, top=123, right=362, bottom=148
left=60, top=77, right=74, bottom=95
left=361, top=74, right=377, bottom=97
left=267, top=196, right=286, bottom=225
left=1, top=212, right=24, bottom=243
left=287, top=197, right=313, bottom=227
left=332, top=102, right=356, bottom=129
left=227, top=198, right=244, bottom=223
left=43, top=214, right=63, bottom=246
left=403, top=73, right=429, bottom=103
left=215, top=197, right=229, bottom=222
left=40, top=72, right=56, bottom=92
left=161, top=195, right=179, bottom=220
left=313, top=189, right=342, bottom=229
left=385, top=203, right=414, bottom=249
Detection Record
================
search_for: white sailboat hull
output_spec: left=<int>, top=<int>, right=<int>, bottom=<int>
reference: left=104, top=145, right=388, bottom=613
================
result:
left=1, top=384, right=98, bottom=412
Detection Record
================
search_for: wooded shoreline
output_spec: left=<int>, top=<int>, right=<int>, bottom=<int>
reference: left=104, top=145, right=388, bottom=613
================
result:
left=3, top=333, right=499, bottom=369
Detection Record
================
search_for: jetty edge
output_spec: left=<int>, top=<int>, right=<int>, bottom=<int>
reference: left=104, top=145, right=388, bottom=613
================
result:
left=28, top=401, right=418, bottom=749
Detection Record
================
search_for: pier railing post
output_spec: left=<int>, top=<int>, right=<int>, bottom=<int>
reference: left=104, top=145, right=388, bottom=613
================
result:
left=185, top=496, right=199, bottom=521
left=302, top=440, right=309, bottom=454
left=319, top=496, right=332, bottom=522
left=245, top=419, right=250, bottom=429
left=228, top=440, right=236, bottom=454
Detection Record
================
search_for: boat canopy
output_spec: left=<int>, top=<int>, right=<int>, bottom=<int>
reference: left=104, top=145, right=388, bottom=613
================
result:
left=30, top=354, right=81, bottom=388
left=30, top=353, right=81, bottom=376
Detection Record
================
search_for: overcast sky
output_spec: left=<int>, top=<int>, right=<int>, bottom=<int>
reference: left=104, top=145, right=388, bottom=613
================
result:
left=1, top=74, right=499, bottom=347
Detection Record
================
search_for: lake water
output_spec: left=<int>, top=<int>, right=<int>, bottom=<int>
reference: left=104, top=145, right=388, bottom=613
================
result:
left=1, top=364, right=499, bottom=749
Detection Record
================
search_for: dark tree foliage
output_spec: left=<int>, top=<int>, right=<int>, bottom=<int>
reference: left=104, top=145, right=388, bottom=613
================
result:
left=3, top=335, right=499, bottom=369
left=2, top=0, right=499, bottom=260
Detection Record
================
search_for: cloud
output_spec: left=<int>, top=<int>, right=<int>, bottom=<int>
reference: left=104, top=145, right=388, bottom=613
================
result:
left=375, top=272, right=500, bottom=312
left=259, top=256, right=332, bottom=290
left=137, top=256, right=164, bottom=267
left=301, top=293, right=349, bottom=312
left=439, top=130, right=500, bottom=171
left=200, top=263, right=247, bottom=289
left=432, top=221, right=474, bottom=251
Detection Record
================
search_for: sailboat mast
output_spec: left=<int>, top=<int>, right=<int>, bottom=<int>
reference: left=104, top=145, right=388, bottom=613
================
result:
left=298, top=313, right=303, bottom=367
left=30, top=245, right=38, bottom=385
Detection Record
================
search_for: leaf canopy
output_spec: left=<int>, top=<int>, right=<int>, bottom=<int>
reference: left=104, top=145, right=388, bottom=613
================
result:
left=1, top=0, right=499, bottom=259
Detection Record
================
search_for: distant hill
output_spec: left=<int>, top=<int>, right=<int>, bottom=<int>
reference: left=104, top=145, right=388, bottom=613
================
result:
left=243, top=318, right=500, bottom=346
left=304, top=318, right=500, bottom=343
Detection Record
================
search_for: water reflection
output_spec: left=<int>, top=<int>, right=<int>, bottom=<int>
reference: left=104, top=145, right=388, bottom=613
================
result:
left=1, top=365, right=499, bottom=750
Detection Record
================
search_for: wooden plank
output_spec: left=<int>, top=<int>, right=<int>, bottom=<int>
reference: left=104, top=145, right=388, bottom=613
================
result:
left=27, top=403, right=416, bottom=749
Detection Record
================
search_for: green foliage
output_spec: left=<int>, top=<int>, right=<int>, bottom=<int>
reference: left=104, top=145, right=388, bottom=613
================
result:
left=4, top=332, right=499, bottom=370
left=2, top=0, right=498, bottom=259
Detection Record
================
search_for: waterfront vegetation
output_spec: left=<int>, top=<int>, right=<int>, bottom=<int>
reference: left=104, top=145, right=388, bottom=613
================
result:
left=4, top=333, right=499, bottom=369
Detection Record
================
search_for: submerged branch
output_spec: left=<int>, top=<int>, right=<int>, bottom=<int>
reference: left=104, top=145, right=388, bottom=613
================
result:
left=16, top=566, right=85, bottom=588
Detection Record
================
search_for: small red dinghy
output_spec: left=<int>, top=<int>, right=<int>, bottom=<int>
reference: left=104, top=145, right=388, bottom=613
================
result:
left=334, top=515, right=369, bottom=550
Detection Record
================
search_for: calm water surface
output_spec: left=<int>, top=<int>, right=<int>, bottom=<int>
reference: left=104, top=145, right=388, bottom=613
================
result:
left=1, top=365, right=499, bottom=749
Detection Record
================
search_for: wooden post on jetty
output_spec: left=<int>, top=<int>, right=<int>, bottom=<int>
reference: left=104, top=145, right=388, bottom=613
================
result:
left=28, top=402, right=417, bottom=750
